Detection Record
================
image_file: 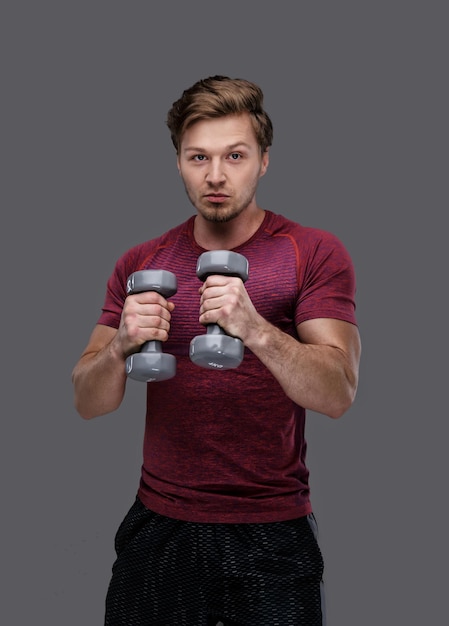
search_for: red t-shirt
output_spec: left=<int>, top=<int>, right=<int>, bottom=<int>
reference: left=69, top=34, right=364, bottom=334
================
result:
left=98, top=211, right=357, bottom=523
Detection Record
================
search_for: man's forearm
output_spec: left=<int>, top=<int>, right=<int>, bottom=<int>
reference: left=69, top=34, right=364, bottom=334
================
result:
left=72, top=341, right=127, bottom=420
left=244, top=318, right=359, bottom=419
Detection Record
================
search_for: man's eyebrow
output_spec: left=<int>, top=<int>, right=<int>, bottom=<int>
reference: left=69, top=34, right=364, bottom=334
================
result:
left=182, top=142, right=252, bottom=153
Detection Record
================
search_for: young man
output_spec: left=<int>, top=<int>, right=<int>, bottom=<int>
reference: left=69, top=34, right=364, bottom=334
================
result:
left=72, top=76, right=361, bottom=626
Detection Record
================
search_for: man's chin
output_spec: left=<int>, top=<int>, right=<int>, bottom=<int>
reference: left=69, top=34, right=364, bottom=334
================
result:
left=200, top=204, right=241, bottom=224
left=204, top=213, right=234, bottom=224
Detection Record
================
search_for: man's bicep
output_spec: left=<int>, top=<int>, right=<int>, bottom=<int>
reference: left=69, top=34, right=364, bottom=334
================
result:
left=297, top=318, right=361, bottom=364
left=79, top=324, right=118, bottom=360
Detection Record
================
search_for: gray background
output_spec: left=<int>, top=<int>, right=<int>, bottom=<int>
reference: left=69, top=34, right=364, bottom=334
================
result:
left=2, top=2, right=447, bottom=624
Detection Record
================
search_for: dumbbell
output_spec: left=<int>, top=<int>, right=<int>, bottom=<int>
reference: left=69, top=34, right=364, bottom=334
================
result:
left=189, top=250, right=249, bottom=369
left=125, top=269, right=177, bottom=382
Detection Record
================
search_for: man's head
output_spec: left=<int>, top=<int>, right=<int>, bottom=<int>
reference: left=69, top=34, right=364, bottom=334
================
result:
left=166, top=75, right=273, bottom=155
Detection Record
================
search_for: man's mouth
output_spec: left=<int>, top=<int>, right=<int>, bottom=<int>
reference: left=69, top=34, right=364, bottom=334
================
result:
left=204, top=194, right=229, bottom=203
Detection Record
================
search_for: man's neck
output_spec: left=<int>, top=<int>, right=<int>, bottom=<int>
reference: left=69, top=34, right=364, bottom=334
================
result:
left=193, top=208, right=265, bottom=250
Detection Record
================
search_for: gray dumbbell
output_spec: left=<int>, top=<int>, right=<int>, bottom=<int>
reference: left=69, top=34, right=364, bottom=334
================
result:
left=125, top=270, right=177, bottom=382
left=189, top=250, right=249, bottom=369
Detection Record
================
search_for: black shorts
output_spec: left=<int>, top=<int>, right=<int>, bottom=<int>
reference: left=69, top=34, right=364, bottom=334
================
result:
left=105, top=498, right=325, bottom=625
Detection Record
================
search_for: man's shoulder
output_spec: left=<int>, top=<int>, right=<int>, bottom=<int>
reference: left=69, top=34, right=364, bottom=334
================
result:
left=264, top=211, right=338, bottom=245
left=111, top=216, right=194, bottom=277
left=123, top=216, right=192, bottom=257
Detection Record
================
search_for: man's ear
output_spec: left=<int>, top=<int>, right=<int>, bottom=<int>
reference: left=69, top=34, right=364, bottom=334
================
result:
left=260, top=148, right=270, bottom=177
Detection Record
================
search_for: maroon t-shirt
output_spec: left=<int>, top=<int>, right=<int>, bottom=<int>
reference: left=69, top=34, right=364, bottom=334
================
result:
left=98, top=211, right=357, bottom=523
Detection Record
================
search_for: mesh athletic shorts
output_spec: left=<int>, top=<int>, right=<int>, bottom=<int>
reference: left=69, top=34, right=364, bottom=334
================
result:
left=105, top=497, right=325, bottom=625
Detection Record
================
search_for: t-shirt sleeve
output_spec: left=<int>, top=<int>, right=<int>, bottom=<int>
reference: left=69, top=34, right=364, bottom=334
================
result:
left=97, top=251, right=134, bottom=329
left=94, top=222, right=186, bottom=330
left=295, top=230, right=358, bottom=327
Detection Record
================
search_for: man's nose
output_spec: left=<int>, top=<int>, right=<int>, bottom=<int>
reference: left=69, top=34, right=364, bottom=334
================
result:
left=205, top=160, right=226, bottom=185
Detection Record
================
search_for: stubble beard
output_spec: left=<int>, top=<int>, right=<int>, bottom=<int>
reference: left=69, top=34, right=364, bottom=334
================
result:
left=184, top=180, right=259, bottom=224
left=201, top=203, right=244, bottom=224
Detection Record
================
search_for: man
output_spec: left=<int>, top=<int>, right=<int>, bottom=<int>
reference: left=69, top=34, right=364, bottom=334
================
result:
left=72, top=75, right=361, bottom=625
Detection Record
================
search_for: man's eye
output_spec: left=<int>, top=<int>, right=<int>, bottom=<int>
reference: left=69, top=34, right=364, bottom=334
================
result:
left=193, top=155, right=207, bottom=161
left=229, top=153, right=241, bottom=160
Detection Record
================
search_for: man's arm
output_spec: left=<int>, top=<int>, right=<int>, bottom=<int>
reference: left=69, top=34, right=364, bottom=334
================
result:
left=72, top=291, right=175, bottom=420
left=198, top=275, right=361, bottom=419
left=245, top=316, right=361, bottom=419
left=72, top=325, right=127, bottom=420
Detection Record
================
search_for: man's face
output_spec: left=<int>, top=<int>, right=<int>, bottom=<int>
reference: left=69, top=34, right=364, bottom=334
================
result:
left=177, top=113, right=269, bottom=224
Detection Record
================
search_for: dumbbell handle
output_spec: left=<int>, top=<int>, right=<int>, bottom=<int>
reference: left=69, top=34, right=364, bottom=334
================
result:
left=138, top=340, right=162, bottom=354
left=204, top=325, right=225, bottom=336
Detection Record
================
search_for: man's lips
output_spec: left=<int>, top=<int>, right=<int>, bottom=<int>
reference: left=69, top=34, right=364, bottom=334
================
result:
left=204, top=193, right=229, bottom=203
